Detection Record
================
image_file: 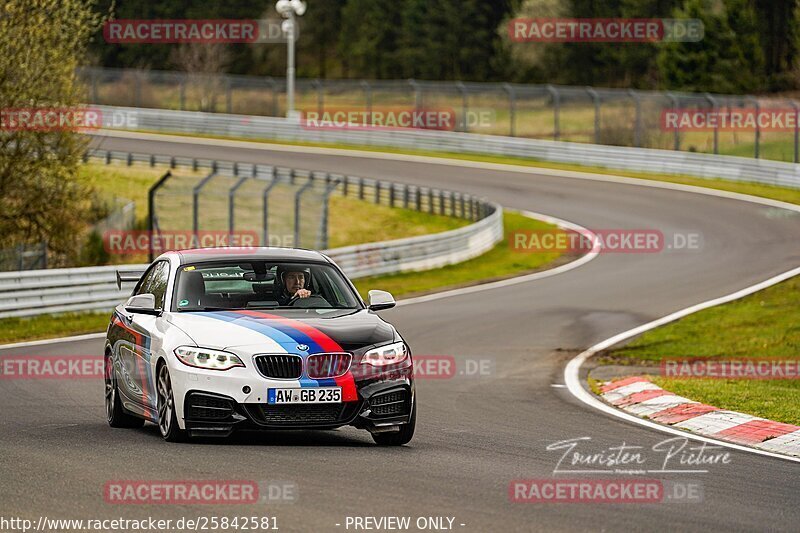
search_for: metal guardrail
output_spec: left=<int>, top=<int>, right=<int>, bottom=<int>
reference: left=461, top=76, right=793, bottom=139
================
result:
left=0, top=152, right=502, bottom=318
left=96, top=105, right=800, bottom=190
left=81, top=67, right=800, bottom=162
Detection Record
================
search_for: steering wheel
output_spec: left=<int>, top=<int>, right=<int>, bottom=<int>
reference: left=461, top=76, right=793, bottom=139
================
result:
left=287, top=294, right=330, bottom=308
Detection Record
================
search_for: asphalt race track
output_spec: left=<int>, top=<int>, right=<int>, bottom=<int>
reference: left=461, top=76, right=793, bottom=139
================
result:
left=2, top=132, right=799, bottom=532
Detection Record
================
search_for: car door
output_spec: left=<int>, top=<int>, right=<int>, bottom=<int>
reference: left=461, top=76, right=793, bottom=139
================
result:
left=115, top=260, right=169, bottom=418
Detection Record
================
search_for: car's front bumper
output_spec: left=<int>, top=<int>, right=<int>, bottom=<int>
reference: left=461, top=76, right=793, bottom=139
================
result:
left=182, top=377, right=414, bottom=438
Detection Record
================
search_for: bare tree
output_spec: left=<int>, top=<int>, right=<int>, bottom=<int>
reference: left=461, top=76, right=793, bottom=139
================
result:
left=170, top=44, right=231, bottom=112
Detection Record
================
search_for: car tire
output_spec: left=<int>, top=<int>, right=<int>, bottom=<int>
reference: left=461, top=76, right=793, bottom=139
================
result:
left=105, top=353, right=145, bottom=429
left=157, top=362, right=186, bottom=442
left=372, top=402, right=416, bottom=446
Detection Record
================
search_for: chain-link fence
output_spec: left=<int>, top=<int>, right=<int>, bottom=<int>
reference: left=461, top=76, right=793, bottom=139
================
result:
left=85, top=150, right=487, bottom=263
left=0, top=243, right=47, bottom=272
left=80, top=67, right=800, bottom=163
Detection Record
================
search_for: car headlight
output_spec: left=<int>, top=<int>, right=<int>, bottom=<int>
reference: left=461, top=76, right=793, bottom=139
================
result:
left=174, top=346, right=245, bottom=371
left=362, top=341, right=408, bottom=367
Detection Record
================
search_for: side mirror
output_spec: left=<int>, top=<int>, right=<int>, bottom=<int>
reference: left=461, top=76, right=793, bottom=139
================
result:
left=125, top=294, right=160, bottom=316
left=368, top=290, right=396, bottom=311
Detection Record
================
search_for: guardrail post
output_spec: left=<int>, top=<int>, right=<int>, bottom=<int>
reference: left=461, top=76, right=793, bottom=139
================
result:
left=192, top=158, right=198, bottom=172
left=439, top=191, right=445, bottom=215
left=294, top=176, right=315, bottom=247
left=148, top=171, right=172, bottom=262
left=455, top=81, right=468, bottom=132
left=415, top=187, right=421, bottom=211
left=503, top=83, right=516, bottom=137
left=374, top=181, right=381, bottom=204
left=460, top=194, right=465, bottom=218
left=192, top=171, right=218, bottom=244
left=546, top=84, right=560, bottom=141
left=389, top=184, right=395, bottom=208
left=342, top=175, right=349, bottom=197
left=106, top=151, right=112, bottom=164
left=403, top=184, right=409, bottom=209
left=586, top=87, right=600, bottom=144
left=358, top=177, right=365, bottom=200
left=262, top=168, right=278, bottom=246
left=450, top=192, right=456, bottom=216
left=704, top=93, right=719, bottom=154
left=428, top=189, right=434, bottom=214
left=127, top=152, right=133, bottom=166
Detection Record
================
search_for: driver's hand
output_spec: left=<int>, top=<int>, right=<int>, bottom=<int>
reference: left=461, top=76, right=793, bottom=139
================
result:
left=294, top=289, right=311, bottom=299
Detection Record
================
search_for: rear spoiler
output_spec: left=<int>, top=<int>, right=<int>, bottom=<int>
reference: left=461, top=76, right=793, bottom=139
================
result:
left=116, top=269, right=146, bottom=289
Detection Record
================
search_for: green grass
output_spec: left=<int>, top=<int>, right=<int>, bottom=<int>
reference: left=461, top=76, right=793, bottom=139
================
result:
left=607, top=276, right=800, bottom=364
left=649, top=378, right=800, bottom=426
left=353, top=211, right=563, bottom=299
left=0, top=312, right=111, bottom=345
left=605, top=276, right=800, bottom=424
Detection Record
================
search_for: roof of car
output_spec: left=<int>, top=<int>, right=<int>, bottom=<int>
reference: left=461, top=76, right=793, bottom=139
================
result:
left=173, top=247, right=330, bottom=265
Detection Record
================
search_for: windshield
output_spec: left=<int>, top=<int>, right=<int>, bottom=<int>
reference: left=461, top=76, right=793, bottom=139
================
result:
left=172, top=261, right=362, bottom=312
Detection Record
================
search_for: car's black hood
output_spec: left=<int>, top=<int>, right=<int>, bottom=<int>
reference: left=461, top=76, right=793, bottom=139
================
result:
left=166, top=308, right=396, bottom=353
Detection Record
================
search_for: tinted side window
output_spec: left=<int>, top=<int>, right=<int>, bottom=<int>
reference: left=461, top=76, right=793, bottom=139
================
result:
left=148, top=262, right=170, bottom=310
left=135, top=261, right=169, bottom=309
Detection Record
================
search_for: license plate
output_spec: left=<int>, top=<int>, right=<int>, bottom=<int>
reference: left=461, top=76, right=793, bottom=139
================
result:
left=267, top=387, right=342, bottom=404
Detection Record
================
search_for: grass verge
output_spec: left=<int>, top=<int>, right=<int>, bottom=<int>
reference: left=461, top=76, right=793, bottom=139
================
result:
left=0, top=312, right=111, bottom=345
left=353, top=211, right=563, bottom=299
left=603, top=276, right=800, bottom=424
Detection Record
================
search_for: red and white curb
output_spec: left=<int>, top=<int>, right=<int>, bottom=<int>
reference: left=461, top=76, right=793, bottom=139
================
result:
left=600, top=376, right=800, bottom=458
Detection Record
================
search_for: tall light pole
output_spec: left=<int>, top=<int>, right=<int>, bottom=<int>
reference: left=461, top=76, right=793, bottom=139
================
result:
left=276, top=0, right=306, bottom=119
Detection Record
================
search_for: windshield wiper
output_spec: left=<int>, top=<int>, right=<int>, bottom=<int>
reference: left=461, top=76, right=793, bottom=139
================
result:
left=178, top=306, right=245, bottom=312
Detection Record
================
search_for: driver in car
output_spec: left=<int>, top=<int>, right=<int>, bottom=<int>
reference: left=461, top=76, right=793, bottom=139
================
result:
left=277, top=266, right=312, bottom=305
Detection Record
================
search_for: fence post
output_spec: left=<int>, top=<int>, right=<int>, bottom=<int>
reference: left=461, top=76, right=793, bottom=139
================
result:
left=179, top=76, right=186, bottom=110
left=503, top=83, right=516, bottom=137
left=790, top=99, right=800, bottom=164
left=193, top=171, right=217, bottom=243
left=546, top=84, right=560, bottom=141
left=586, top=87, right=600, bottom=144
left=747, top=95, right=760, bottom=159
left=314, top=78, right=324, bottom=116
left=319, top=178, right=340, bottom=249
left=294, top=175, right=315, bottom=247
left=704, top=93, right=719, bottom=155
left=409, top=79, right=421, bottom=112
left=40, top=241, right=47, bottom=270
left=666, top=92, right=680, bottom=151
left=228, top=175, right=250, bottom=241
left=266, top=77, right=278, bottom=116
left=360, top=80, right=372, bottom=124
left=628, top=89, right=642, bottom=147
left=262, top=168, right=278, bottom=246
left=148, top=171, right=172, bottom=262
left=456, top=81, right=468, bottom=132
left=226, top=78, right=232, bottom=114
